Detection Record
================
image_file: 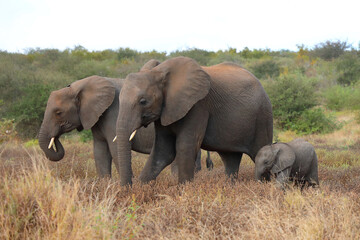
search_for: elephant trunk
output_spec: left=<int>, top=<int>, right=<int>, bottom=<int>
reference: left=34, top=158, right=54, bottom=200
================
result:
left=116, top=104, right=141, bottom=186
left=255, top=169, right=262, bottom=181
left=38, top=126, right=65, bottom=161
left=255, top=166, right=271, bottom=182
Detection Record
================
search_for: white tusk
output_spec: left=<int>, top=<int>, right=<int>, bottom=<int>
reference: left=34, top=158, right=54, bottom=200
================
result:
left=113, top=136, right=117, bottom=142
left=48, top=137, right=55, bottom=149
left=129, top=130, right=137, bottom=141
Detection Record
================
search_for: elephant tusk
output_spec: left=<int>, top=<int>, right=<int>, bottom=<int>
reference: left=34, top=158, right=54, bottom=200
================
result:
left=48, top=137, right=55, bottom=149
left=129, top=130, right=137, bottom=141
left=113, top=136, right=117, bottom=142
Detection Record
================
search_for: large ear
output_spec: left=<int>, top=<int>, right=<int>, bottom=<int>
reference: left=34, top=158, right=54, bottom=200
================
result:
left=140, top=59, right=161, bottom=71
left=71, top=76, right=115, bottom=129
left=270, top=144, right=296, bottom=174
left=153, top=57, right=211, bottom=126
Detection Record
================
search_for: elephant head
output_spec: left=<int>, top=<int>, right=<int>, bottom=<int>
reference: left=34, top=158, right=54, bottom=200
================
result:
left=116, top=57, right=211, bottom=185
left=255, top=143, right=295, bottom=181
left=38, top=76, right=115, bottom=161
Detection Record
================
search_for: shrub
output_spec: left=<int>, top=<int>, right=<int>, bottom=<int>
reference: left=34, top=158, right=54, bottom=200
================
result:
left=117, top=48, right=139, bottom=61
left=249, top=59, right=280, bottom=79
left=80, top=130, right=93, bottom=142
left=290, top=108, right=341, bottom=134
left=336, top=53, right=360, bottom=85
left=239, top=47, right=271, bottom=59
left=311, top=40, right=351, bottom=60
left=9, top=84, right=53, bottom=139
left=208, top=49, right=244, bottom=65
left=169, top=48, right=215, bottom=66
left=264, top=73, right=318, bottom=129
left=323, top=84, right=360, bottom=110
left=0, top=118, right=16, bottom=143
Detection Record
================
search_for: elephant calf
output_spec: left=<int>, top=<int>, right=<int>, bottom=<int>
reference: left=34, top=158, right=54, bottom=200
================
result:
left=255, top=139, right=319, bottom=188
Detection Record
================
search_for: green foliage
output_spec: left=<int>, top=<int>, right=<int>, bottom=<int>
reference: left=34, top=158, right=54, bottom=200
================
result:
left=9, top=84, right=53, bottom=139
left=312, top=40, right=350, bottom=60
left=239, top=47, right=271, bottom=59
left=264, top=72, right=318, bottom=128
left=0, top=119, right=16, bottom=143
left=208, top=48, right=244, bottom=65
left=117, top=48, right=139, bottom=61
left=290, top=108, right=341, bottom=134
left=24, top=139, right=39, bottom=147
left=170, top=48, right=215, bottom=66
left=80, top=130, right=93, bottom=143
left=323, top=84, right=360, bottom=110
left=336, top=53, right=360, bottom=85
left=249, top=59, right=280, bottom=79
left=0, top=42, right=359, bottom=139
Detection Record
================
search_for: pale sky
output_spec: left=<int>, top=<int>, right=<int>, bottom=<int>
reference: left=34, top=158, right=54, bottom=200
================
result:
left=1, top=0, right=359, bottom=53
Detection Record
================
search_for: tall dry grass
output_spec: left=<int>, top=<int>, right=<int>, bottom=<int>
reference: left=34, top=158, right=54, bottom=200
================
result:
left=1, top=112, right=360, bottom=239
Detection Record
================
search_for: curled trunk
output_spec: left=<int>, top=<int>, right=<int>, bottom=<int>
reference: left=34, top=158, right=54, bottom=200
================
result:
left=38, top=128, right=65, bottom=161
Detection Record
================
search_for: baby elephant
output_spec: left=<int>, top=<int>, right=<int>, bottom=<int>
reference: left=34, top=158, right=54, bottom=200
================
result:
left=255, top=139, right=319, bottom=188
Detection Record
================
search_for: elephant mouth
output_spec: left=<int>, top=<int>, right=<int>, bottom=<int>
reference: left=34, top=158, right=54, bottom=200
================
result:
left=141, top=113, right=159, bottom=127
left=60, top=122, right=78, bottom=133
left=261, top=172, right=271, bottom=181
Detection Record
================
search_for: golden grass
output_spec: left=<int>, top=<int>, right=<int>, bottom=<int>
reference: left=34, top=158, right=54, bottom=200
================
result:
left=0, top=113, right=359, bottom=239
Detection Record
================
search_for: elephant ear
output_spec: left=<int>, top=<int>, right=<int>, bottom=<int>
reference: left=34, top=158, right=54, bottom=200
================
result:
left=153, top=57, right=211, bottom=126
left=270, top=144, right=296, bottom=174
left=140, top=59, right=161, bottom=71
left=71, top=76, right=115, bottom=130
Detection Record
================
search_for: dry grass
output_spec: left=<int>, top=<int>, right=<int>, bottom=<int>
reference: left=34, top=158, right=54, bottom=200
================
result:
left=1, top=114, right=360, bottom=239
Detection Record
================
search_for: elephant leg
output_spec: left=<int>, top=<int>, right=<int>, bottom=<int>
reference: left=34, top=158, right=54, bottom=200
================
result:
left=93, top=138, right=112, bottom=178
left=306, top=155, right=319, bottom=187
left=139, top=122, right=176, bottom=183
left=170, top=160, right=178, bottom=176
left=206, top=151, right=213, bottom=170
left=218, top=152, right=243, bottom=179
left=194, top=150, right=202, bottom=173
left=171, top=149, right=201, bottom=176
left=173, top=108, right=208, bottom=184
left=275, top=168, right=291, bottom=189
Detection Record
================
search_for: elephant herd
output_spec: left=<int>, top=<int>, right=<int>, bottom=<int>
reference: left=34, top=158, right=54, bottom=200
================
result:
left=39, top=57, right=319, bottom=188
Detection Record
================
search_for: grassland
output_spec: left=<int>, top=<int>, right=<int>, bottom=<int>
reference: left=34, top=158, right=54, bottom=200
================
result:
left=1, top=112, right=359, bottom=239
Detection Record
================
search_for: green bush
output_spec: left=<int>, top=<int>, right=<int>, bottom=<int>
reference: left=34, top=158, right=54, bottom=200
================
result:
left=264, top=72, right=318, bottom=129
left=1, top=45, right=358, bottom=139
left=208, top=49, right=244, bottom=65
left=290, top=108, right=341, bottom=134
left=336, top=53, right=360, bottom=85
left=239, top=47, right=271, bottom=59
left=249, top=59, right=280, bottom=79
left=169, top=48, right=215, bottom=66
left=80, top=129, right=93, bottom=142
left=323, top=84, right=360, bottom=110
left=311, top=40, right=350, bottom=60
left=117, top=48, right=139, bottom=61
left=9, top=84, right=53, bottom=139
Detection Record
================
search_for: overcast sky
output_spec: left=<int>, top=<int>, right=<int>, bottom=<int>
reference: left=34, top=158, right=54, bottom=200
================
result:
left=1, top=0, right=359, bottom=53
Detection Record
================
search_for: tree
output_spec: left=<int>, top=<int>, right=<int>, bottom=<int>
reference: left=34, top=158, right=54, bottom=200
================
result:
left=312, top=40, right=351, bottom=60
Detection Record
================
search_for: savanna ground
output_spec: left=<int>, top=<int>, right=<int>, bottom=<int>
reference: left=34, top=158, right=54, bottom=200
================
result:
left=1, top=112, right=360, bottom=239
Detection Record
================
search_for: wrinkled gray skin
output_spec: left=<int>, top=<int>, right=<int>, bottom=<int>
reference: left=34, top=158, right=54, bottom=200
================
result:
left=255, top=139, right=319, bottom=188
left=38, top=75, right=212, bottom=178
left=116, top=57, right=273, bottom=186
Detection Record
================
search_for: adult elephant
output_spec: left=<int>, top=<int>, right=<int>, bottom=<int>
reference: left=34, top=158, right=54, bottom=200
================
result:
left=38, top=61, right=212, bottom=177
left=116, top=57, right=273, bottom=186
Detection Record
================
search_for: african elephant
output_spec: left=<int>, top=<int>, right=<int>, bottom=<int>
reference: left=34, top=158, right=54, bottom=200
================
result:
left=38, top=74, right=212, bottom=177
left=115, top=57, right=273, bottom=186
left=255, top=139, right=319, bottom=187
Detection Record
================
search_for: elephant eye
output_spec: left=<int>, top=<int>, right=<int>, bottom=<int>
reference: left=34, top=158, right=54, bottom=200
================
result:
left=139, top=98, right=147, bottom=105
left=55, top=111, right=62, bottom=116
